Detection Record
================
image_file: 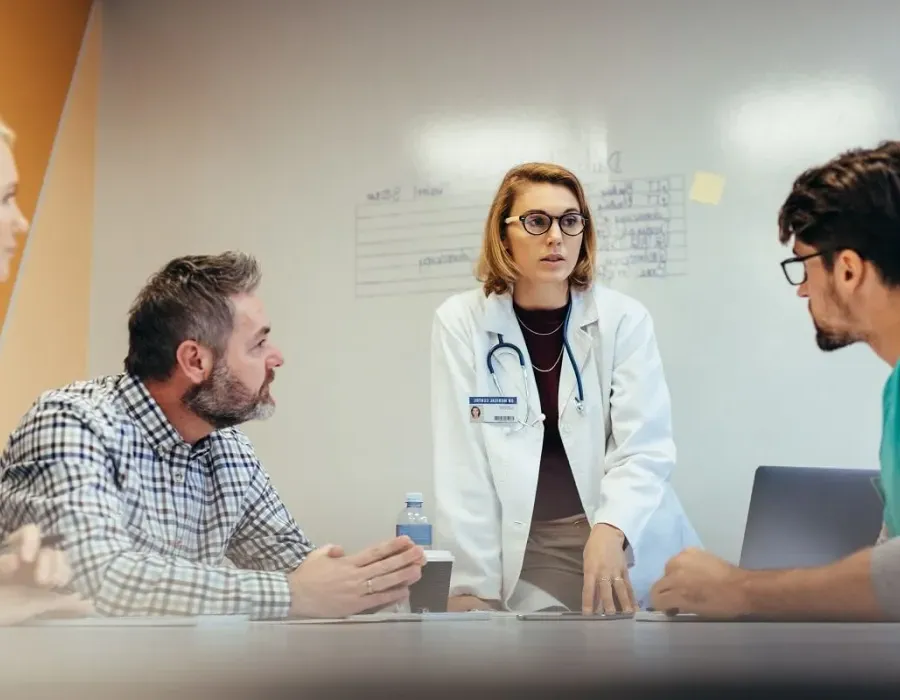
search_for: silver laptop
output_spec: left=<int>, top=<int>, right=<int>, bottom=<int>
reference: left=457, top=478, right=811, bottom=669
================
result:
left=738, top=465, right=884, bottom=570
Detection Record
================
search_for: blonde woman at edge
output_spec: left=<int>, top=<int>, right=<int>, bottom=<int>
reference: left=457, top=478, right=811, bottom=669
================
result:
left=431, top=162, right=701, bottom=614
left=0, top=119, right=92, bottom=624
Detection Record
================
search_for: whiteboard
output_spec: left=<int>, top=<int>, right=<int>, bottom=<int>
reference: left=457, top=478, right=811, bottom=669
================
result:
left=93, top=0, right=897, bottom=563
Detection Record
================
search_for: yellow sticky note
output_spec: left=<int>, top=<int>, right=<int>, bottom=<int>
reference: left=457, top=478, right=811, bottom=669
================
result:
left=689, top=171, right=726, bottom=205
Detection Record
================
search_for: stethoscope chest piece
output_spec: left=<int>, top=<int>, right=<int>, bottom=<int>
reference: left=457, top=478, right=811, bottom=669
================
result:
left=485, top=302, right=586, bottom=429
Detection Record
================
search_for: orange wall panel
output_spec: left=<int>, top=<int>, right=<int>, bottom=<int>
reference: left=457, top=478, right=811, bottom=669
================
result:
left=0, top=0, right=94, bottom=333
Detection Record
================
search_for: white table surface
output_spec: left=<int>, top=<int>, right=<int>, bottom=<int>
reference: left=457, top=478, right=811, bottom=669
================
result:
left=1, top=614, right=899, bottom=698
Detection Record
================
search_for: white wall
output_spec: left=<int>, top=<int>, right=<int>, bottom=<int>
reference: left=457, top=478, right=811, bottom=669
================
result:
left=94, top=0, right=899, bottom=560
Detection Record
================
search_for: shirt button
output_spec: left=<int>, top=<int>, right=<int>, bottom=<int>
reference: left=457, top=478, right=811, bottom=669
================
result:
left=173, top=470, right=185, bottom=483
left=561, top=424, right=570, bottom=434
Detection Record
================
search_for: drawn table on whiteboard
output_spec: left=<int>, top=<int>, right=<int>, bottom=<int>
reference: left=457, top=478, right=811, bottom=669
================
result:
left=354, top=186, right=488, bottom=298
left=353, top=175, right=688, bottom=298
left=592, top=175, right=687, bottom=283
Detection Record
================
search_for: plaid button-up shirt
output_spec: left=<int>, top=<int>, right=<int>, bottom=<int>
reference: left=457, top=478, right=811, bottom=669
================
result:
left=0, top=372, right=314, bottom=619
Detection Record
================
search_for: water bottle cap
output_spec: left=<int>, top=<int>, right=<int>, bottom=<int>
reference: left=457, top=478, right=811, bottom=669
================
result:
left=405, top=491, right=424, bottom=503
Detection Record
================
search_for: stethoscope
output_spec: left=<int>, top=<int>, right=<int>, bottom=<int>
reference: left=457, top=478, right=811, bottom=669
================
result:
left=485, top=302, right=585, bottom=431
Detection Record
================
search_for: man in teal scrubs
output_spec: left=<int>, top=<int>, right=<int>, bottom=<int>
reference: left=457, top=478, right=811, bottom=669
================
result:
left=651, top=140, right=900, bottom=620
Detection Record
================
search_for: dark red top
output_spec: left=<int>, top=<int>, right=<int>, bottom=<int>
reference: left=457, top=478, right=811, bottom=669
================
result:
left=514, top=301, right=584, bottom=522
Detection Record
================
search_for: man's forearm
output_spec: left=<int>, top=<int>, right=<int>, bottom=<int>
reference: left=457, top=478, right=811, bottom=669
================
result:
left=81, top=552, right=293, bottom=620
left=739, top=546, right=890, bottom=621
left=871, top=536, right=900, bottom=619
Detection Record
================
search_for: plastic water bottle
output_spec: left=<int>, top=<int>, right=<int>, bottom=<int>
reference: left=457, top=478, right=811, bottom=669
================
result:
left=395, top=492, right=432, bottom=549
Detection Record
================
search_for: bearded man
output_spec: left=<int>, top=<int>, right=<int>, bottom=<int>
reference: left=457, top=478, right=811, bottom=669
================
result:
left=650, top=141, right=900, bottom=621
left=0, top=252, right=424, bottom=619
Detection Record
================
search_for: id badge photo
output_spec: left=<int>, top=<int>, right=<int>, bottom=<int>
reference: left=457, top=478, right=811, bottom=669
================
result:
left=469, top=396, right=517, bottom=424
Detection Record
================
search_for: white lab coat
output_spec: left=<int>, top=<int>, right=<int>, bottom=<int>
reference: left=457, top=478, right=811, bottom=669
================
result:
left=430, top=283, right=701, bottom=611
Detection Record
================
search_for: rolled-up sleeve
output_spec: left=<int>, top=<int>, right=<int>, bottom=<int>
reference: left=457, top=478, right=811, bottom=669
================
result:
left=871, top=537, right=900, bottom=620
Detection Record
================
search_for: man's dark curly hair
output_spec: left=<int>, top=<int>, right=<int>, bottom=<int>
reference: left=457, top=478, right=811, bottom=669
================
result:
left=778, top=140, right=900, bottom=287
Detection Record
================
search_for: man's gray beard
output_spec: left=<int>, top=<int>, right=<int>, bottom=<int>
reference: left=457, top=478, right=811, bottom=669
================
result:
left=182, top=361, right=274, bottom=429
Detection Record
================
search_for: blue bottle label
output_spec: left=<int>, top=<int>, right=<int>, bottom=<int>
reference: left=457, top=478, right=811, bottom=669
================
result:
left=396, top=523, right=432, bottom=546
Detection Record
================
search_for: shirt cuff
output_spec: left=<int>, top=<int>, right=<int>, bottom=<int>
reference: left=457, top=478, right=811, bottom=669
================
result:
left=237, top=569, right=292, bottom=620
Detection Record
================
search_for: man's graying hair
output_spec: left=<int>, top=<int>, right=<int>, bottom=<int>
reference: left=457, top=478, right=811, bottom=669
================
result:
left=124, top=252, right=262, bottom=381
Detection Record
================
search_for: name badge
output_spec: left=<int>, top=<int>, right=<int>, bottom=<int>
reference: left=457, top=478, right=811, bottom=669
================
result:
left=469, top=396, right=517, bottom=424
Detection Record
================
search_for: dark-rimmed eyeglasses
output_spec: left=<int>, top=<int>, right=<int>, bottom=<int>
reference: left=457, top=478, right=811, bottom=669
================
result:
left=780, top=250, right=826, bottom=286
left=504, top=210, right=587, bottom=237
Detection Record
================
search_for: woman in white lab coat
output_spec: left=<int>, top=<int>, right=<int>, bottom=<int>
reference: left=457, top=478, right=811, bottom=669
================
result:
left=430, top=162, right=701, bottom=614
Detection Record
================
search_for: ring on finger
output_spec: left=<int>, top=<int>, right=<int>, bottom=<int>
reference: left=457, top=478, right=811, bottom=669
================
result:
left=366, top=579, right=374, bottom=595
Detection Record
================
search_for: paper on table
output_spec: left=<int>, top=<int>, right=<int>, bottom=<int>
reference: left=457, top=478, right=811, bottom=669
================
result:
left=634, top=610, right=698, bottom=622
left=20, top=614, right=250, bottom=627
left=272, top=611, right=500, bottom=624
left=418, top=611, right=495, bottom=620
left=273, top=616, right=399, bottom=625
left=21, top=615, right=201, bottom=627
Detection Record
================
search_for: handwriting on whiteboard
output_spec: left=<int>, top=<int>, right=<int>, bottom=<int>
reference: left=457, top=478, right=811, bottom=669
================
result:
left=366, top=185, right=446, bottom=203
left=354, top=173, right=686, bottom=298
left=354, top=184, right=487, bottom=298
left=591, top=175, right=687, bottom=282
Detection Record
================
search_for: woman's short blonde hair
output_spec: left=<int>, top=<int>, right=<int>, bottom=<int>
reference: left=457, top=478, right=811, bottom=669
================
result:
left=475, top=162, right=596, bottom=296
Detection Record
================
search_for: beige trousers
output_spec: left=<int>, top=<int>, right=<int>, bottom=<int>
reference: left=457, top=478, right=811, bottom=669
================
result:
left=518, top=513, right=590, bottom=612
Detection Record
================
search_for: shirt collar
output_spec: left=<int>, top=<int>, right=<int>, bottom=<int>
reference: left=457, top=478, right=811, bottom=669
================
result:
left=482, top=285, right=597, bottom=335
left=118, top=373, right=211, bottom=458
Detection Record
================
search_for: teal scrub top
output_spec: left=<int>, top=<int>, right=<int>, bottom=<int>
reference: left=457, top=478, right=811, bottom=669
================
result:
left=880, top=361, right=900, bottom=538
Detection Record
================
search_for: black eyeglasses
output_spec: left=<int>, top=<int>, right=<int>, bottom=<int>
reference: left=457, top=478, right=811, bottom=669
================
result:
left=780, top=250, right=825, bottom=285
left=505, top=210, right=587, bottom=237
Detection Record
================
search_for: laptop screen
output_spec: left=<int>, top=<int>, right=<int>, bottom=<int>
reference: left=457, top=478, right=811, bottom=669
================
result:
left=739, top=466, right=884, bottom=570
